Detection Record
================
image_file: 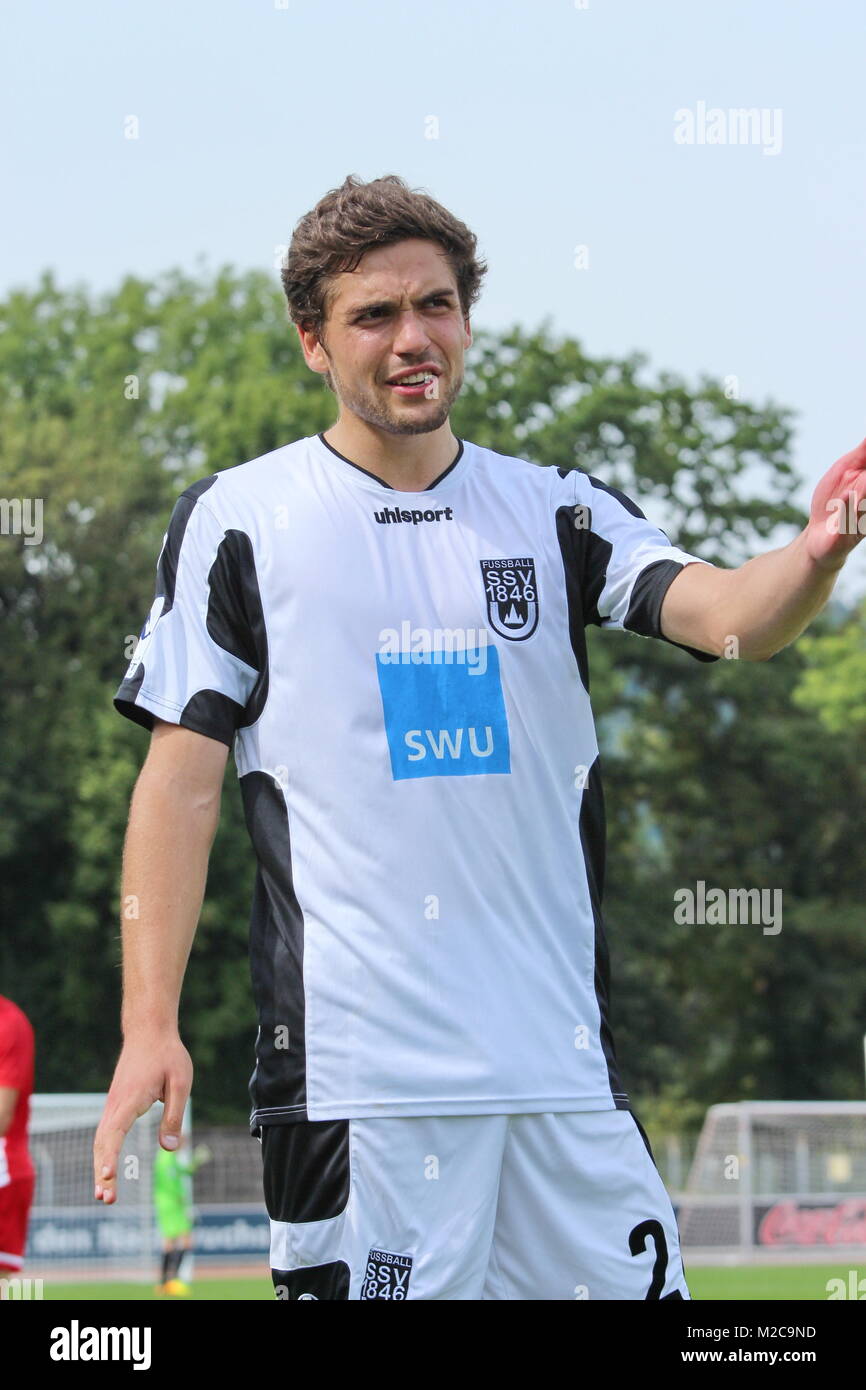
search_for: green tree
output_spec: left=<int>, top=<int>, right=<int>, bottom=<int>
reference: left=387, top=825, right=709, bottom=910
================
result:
left=792, top=599, right=866, bottom=733
left=2, top=268, right=862, bottom=1127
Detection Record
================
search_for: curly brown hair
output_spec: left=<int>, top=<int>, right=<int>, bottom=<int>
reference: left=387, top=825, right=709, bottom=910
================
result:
left=281, top=173, right=487, bottom=341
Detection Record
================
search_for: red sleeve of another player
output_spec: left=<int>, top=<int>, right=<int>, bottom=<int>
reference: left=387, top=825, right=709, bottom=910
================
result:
left=0, top=1011, right=33, bottom=1092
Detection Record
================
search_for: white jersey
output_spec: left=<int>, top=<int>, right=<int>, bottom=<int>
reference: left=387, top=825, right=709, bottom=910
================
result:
left=114, top=432, right=718, bottom=1130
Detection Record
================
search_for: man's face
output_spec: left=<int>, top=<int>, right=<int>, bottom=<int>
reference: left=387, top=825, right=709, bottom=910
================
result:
left=298, top=238, right=472, bottom=436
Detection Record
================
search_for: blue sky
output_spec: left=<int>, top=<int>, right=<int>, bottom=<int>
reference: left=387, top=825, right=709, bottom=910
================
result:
left=3, top=0, right=864, bottom=594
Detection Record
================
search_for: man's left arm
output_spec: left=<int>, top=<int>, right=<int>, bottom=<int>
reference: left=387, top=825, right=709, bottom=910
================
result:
left=660, top=438, right=866, bottom=660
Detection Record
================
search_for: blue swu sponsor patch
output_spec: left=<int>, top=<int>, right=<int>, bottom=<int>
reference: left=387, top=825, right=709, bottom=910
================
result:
left=376, top=645, right=511, bottom=780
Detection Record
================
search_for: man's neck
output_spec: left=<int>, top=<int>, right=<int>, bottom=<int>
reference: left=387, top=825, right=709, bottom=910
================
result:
left=322, top=418, right=459, bottom=493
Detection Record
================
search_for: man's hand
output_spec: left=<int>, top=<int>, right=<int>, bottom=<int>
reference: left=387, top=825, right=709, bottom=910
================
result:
left=661, top=437, right=866, bottom=659
left=805, top=436, right=866, bottom=570
left=93, top=1033, right=192, bottom=1203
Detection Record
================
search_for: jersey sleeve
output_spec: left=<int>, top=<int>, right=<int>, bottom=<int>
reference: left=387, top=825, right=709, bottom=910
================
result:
left=114, top=480, right=267, bottom=746
left=569, top=469, right=720, bottom=663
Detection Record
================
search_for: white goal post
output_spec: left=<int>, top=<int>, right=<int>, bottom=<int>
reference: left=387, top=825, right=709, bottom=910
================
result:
left=676, top=1101, right=866, bottom=1260
left=25, top=1094, right=191, bottom=1284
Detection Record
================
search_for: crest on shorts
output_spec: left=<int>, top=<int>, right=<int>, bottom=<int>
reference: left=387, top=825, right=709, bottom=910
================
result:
left=480, top=557, right=539, bottom=641
left=360, top=1249, right=413, bottom=1300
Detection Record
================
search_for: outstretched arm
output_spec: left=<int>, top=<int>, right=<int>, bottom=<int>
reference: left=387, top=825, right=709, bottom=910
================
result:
left=660, top=438, right=866, bottom=660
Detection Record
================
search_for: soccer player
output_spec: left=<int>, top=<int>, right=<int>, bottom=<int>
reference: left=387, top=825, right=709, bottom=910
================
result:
left=0, top=994, right=36, bottom=1277
left=93, top=175, right=865, bottom=1299
left=153, top=1134, right=211, bottom=1297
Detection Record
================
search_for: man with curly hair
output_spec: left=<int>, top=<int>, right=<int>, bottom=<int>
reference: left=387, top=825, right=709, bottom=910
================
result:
left=94, top=174, right=864, bottom=1300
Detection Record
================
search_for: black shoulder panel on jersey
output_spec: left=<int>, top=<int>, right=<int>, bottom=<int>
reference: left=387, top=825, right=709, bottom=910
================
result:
left=206, top=528, right=269, bottom=727
left=243, top=771, right=309, bottom=1131
left=158, top=476, right=219, bottom=617
left=555, top=504, right=591, bottom=692
left=586, top=472, right=648, bottom=519
left=558, top=466, right=651, bottom=521
left=626, top=558, right=720, bottom=663
left=113, top=478, right=221, bottom=728
left=262, top=1119, right=350, bottom=1223
left=555, top=499, right=615, bottom=647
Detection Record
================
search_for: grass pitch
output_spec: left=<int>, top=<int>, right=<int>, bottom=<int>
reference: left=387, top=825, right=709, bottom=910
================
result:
left=37, top=1264, right=865, bottom=1301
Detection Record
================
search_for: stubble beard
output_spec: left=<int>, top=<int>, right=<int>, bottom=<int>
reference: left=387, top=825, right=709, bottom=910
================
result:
left=324, top=357, right=464, bottom=437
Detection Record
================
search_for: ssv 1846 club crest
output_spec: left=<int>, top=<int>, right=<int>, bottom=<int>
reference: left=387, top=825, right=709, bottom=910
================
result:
left=480, top=557, right=539, bottom=641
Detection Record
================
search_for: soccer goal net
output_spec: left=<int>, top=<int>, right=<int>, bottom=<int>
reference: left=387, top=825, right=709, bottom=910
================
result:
left=676, top=1101, right=866, bottom=1258
left=26, top=1094, right=173, bottom=1284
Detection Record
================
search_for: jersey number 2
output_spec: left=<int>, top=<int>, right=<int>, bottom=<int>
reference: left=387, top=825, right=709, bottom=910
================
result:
left=628, top=1219, right=684, bottom=1299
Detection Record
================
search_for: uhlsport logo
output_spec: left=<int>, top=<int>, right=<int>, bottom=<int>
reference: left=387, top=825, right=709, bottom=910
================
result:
left=374, top=504, right=454, bottom=525
left=480, top=557, right=538, bottom=640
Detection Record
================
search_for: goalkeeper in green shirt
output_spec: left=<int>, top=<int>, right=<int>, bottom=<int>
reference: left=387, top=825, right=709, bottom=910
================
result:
left=153, top=1134, right=211, bottom=1297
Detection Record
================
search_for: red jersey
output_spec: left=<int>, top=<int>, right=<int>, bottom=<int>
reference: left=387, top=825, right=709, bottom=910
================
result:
left=0, top=997, right=35, bottom=1185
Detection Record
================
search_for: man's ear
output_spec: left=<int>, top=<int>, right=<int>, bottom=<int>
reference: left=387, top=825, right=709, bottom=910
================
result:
left=296, top=321, right=313, bottom=364
left=295, top=319, right=335, bottom=393
left=297, top=322, right=327, bottom=375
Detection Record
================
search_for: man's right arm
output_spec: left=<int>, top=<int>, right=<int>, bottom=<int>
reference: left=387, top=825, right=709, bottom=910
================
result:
left=93, top=717, right=229, bottom=1205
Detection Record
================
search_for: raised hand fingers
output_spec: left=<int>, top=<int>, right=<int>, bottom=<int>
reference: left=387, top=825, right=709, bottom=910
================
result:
left=93, top=1103, right=142, bottom=1204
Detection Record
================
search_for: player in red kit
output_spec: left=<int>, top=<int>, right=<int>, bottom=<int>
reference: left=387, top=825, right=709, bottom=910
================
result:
left=0, top=996, right=36, bottom=1273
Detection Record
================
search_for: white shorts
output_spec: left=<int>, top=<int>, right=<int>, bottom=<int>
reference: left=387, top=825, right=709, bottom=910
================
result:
left=261, top=1109, right=690, bottom=1300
